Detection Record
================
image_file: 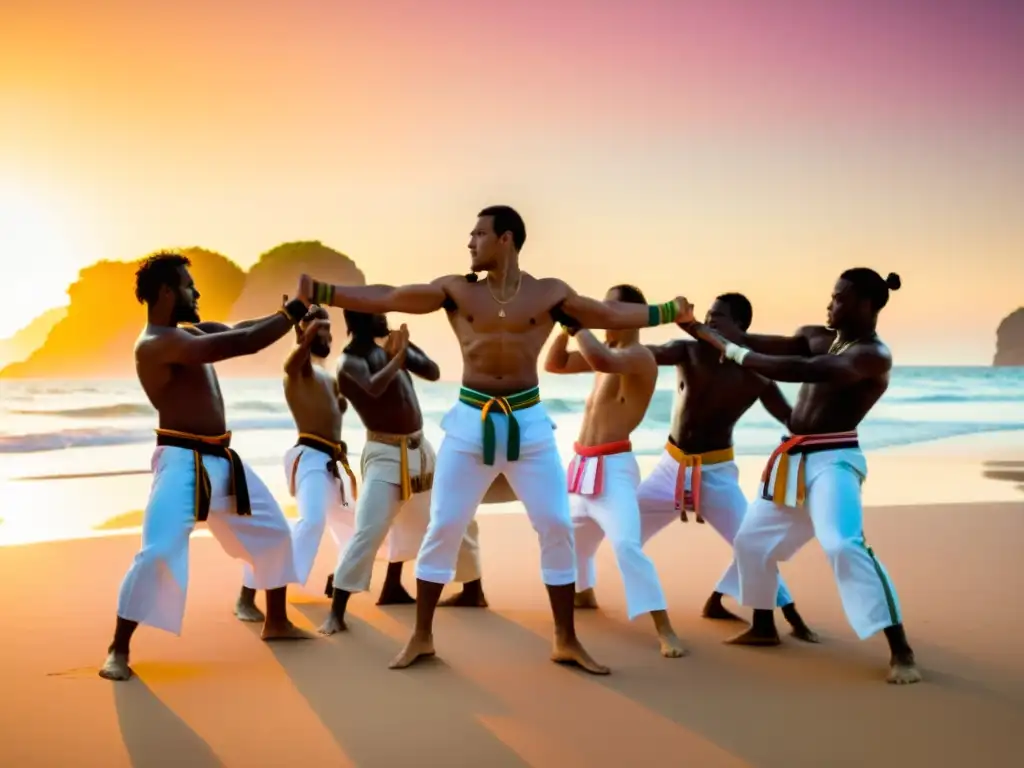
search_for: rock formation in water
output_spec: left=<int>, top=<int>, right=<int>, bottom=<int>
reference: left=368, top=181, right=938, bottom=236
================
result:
left=0, top=306, right=67, bottom=369
left=993, top=308, right=1024, bottom=366
left=0, top=248, right=245, bottom=378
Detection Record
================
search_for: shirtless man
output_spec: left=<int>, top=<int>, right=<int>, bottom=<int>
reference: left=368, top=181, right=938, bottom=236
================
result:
left=632, top=292, right=817, bottom=642
left=544, top=284, right=686, bottom=658
left=100, top=252, right=314, bottom=682
left=235, top=305, right=360, bottom=621
left=682, top=268, right=921, bottom=684
left=301, top=204, right=691, bottom=673
left=318, top=310, right=485, bottom=634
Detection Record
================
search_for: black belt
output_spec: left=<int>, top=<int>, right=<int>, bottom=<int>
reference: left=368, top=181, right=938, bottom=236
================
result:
left=156, top=431, right=250, bottom=521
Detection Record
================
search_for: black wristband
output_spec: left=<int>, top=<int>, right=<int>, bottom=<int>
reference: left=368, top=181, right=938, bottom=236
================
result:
left=284, top=298, right=307, bottom=324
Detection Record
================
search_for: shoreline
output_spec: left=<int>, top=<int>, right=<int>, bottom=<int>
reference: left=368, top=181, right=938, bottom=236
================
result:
left=1, top=430, right=1020, bottom=549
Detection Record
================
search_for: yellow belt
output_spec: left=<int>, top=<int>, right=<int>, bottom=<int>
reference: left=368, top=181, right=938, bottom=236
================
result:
left=366, top=430, right=432, bottom=501
left=665, top=442, right=735, bottom=522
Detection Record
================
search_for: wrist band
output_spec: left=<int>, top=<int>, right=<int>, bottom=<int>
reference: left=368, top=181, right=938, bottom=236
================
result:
left=646, top=300, right=677, bottom=327
left=723, top=342, right=750, bottom=365
left=311, top=280, right=335, bottom=306
left=283, top=298, right=307, bottom=324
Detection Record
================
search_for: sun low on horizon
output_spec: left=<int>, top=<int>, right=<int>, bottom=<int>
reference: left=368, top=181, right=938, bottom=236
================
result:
left=2, top=0, right=1023, bottom=366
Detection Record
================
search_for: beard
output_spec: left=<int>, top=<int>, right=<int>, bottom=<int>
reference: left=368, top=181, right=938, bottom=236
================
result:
left=311, top=339, right=331, bottom=359
left=174, top=301, right=200, bottom=325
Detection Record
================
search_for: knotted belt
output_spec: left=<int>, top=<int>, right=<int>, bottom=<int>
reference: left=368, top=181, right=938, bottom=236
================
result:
left=760, top=431, right=860, bottom=508
left=665, top=440, right=736, bottom=523
left=566, top=439, right=632, bottom=495
left=458, top=385, right=541, bottom=466
left=294, top=433, right=358, bottom=505
left=155, top=428, right=249, bottom=522
left=365, top=429, right=432, bottom=501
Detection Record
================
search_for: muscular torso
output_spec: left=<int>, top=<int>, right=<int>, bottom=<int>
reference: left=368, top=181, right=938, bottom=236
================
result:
left=670, top=342, right=768, bottom=454
left=338, top=346, right=424, bottom=434
left=442, top=273, right=564, bottom=395
left=577, top=356, right=656, bottom=447
left=135, top=326, right=227, bottom=436
left=284, top=364, right=343, bottom=442
left=789, top=327, right=890, bottom=434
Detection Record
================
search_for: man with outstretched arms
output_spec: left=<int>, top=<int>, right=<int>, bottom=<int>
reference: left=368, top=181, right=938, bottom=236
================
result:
left=300, top=205, right=692, bottom=674
left=681, top=269, right=921, bottom=684
left=634, top=293, right=817, bottom=642
left=100, top=252, right=314, bottom=682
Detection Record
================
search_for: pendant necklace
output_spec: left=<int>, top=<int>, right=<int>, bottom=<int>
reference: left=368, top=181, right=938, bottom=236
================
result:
left=487, top=271, right=522, bottom=318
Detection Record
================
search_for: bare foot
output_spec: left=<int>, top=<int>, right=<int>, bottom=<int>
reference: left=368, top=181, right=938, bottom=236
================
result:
left=658, top=630, right=689, bottom=659
left=573, top=588, right=599, bottom=610
left=388, top=634, right=436, bottom=669
left=234, top=598, right=265, bottom=623
left=377, top=584, right=416, bottom=606
left=261, top=621, right=318, bottom=641
left=887, top=659, right=922, bottom=685
left=438, top=589, right=489, bottom=608
left=98, top=651, right=132, bottom=681
left=789, top=624, right=821, bottom=643
left=317, top=613, right=348, bottom=635
left=725, top=627, right=782, bottom=647
left=701, top=596, right=745, bottom=622
left=551, top=637, right=610, bottom=675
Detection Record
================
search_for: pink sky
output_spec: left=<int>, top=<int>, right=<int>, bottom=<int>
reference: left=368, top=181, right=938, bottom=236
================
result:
left=1, top=0, right=1022, bottom=364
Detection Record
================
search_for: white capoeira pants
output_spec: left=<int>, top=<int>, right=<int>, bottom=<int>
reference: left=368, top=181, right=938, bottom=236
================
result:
left=733, top=442, right=903, bottom=639
left=636, top=447, right=794, bottom=607
left=569, top=446, right=668, bottom=620
left=117, top=443, right=297, bottom=635
left=242, top=442, right=355, bottom=589
left=333, top=437, right=482, bottom=593
left=415, top=393, right=575, bottom=586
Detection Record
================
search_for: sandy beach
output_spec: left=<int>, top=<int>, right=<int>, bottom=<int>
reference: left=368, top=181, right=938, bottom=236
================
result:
left=1, top=429, right=1023, bottom=766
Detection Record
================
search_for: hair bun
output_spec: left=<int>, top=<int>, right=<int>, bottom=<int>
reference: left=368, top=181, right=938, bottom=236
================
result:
left=885, top=272, right=901, bottom=291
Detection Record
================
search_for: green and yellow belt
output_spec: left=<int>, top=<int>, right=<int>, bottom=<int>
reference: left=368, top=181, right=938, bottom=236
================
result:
left=458, top=386, right=541, bottom=466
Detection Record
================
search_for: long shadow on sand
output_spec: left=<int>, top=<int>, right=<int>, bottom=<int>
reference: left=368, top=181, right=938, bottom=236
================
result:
left=983, top=460, right=1024, bottom=493
left=113, top=676, right=223, bottom=767
left=263, top=602, right=529, bottom=768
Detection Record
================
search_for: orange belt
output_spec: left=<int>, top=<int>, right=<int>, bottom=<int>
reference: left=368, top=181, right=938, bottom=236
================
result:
left=566, top=439, right=632, bottom=495
left=665, top=441, right=735, bottom=523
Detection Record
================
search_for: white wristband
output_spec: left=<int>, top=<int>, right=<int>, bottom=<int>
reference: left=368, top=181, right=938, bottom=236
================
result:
left=723, top=342, right=750, bottom=365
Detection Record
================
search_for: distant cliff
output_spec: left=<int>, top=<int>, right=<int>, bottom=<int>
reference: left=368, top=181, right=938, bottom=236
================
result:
left=0, top=248, right=245, bottom=379
left=217, top=241, right=365, bottom=377
left=993, top=308, right=1024, bottom=366
left=0, top=243, right=364, bottom=379
left=0, top=306, right=67, bottom=369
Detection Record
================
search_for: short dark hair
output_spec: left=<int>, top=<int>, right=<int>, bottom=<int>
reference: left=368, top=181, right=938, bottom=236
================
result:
left=839, top=268, right=901, bottom=312
left=478, top=205, right=526, bottom=251
left=135, top=251, right=190, bottom=305
left=715, top=292, right=753, bottom=331
left=343, top=309, right=382, bottom=338
left=609, top=284, right=647, bottom=304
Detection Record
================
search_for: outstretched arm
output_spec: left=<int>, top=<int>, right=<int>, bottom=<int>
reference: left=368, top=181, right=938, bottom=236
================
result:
left=722, top=341, right=890, bottom=384
left=303, top=275, right=451, bottom=315
left=645, top=339, right=692, bottom=366
left=147, top=301, right=305, bottom=366
left=558, top=285, right=692, bottom=331
left=758, top=379, right=793, bottom=426
left=195, top=295, right=293, bottom=334
left=543, top=327, right=592, bottom=374
left=680, top=319, right=819, bottom=357
left=403, top=341, right=440, bottom=382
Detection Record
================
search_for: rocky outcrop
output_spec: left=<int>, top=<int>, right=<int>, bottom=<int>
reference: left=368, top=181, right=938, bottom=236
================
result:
left=993, top=308, right=1024, bottom=366
left=0, top=248, right=245, bottom=378
left=0, top=306, right=67, bottom=369
left=217, top=241, right=365, bottom=377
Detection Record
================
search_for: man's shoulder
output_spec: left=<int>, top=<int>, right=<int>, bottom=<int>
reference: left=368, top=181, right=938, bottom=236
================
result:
left=796, top=324, right=833, bottom=339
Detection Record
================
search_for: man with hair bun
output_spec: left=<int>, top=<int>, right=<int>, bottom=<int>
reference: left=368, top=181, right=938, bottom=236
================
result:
left=680, top=268, right=921, bottom=684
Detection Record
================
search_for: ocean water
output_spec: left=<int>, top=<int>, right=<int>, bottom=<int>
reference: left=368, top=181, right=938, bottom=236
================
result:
left=1, top=367, right=1022, bottom=480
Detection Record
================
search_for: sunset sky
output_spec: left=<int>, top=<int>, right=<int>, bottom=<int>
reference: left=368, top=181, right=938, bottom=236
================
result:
left=2, top=0, right=1023, bottom=365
